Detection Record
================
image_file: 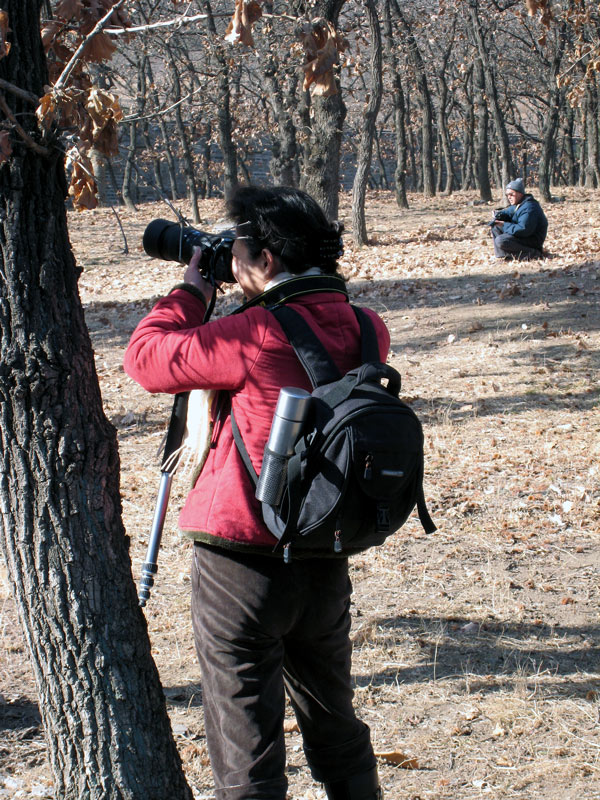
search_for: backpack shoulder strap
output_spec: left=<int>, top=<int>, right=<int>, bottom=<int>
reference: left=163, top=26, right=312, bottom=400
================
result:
left=272, top=304, right=382, bottom=388
left=271, top=305, right=341, bottom=388
left=352, top=306, right=381, bottom=364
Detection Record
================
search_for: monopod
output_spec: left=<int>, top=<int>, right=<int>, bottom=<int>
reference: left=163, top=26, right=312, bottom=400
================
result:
left=138, top=392, right=189, bottom=607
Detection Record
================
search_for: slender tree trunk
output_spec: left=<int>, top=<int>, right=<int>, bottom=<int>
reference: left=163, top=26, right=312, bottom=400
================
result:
left=538, top=25, right=567, bottom=202
left=392, top=0, right=435, bottom=197
left=382, top=0, right=408, bottom=207
left=469, top=0, right=514, bottom=189
left=122, top=120, right=138, bottom=210
left=459, top=68, right=475, bottom=190
left=351, top=0, right=383, bottom=244
left=0, top=3, right=192, bottom=798
left=144, top=60, right=178, bottom=200
left=473, top=57, right=492, bottom=201
left=578, top=102, right=587, bottom=187
left=166, top=48, right=200, bottom=221
left=562, top=103, right=577, bottom=185
left=259, top=4, right=300, bottom=187
left=584, top=83, right=600, bottom=188
left=437, top=76, right=455, bottom=195
left=204, top=0, right=239, bottom=197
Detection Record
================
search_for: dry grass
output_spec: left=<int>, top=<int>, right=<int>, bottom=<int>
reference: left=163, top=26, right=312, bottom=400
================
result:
left=1, top=188, right=599, bottom=799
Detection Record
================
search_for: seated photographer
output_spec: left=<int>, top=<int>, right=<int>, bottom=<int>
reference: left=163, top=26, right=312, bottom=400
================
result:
left=490, top=178, right=548, bottom=260
left=124, top=186, right=390, bottom=800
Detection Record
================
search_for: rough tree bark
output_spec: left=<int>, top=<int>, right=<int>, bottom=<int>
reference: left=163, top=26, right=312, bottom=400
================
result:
left=205, top=0, right=239, bottom=198
left=296, top=0, right=347, bottom=220
left=0, top=3, right=192, bottom=798
left=392, top=0, right=436, bottom=197
left=538, top=26, right=567, bottom=202
left=351, top=0, right=383, bottom=244
left=473, top=57, right=492, bottom=202
left=382, top=0, right=409, bottom=208
left=258, top=1, right=300, bottom=187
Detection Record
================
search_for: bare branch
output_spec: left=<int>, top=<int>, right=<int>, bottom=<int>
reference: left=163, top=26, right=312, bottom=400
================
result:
left=558, top=42, right=600, bottom=81
left=0, top=93, right=51, bottom=157
left=54, top=0, right=127, bottom=91
left=105, top=10, right=297, bottom=36
left=0, top=78, right=38, bottom=105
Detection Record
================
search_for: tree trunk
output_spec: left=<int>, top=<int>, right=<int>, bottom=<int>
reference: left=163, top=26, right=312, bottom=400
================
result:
left=538, top=25, right=566, bottom=202
left=145, top=59, right=178, bottom=201
left=299, top=0, right=348, bottom=220
left=382, top=0, right=408, bottom=207
left=436, top=73, right=455, bottom=195
left=122, top=119, right=138, bottom=210
left=584, top=83, right=600, bottom=188
left=469, top=0, right=514, bottom=190
left=473, top=57, right=492, bottom=201
left=459, top=67, right=475, bottom=190
left=561, top=103, right=577, bottom=185
left=259, top=5, right=300, bottom=188
left=205, top=0, right=239, bottom=198
left=166, top=48, right=200, bottom=222
left=351, top=0, right=383, bottom=244
left=392, top=0, right=435, bottom=197
left=0, top=3, right=192, bottom=799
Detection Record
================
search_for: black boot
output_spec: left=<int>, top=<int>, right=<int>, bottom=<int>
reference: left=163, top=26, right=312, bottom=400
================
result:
left=324, top=766, right=383, bottom=799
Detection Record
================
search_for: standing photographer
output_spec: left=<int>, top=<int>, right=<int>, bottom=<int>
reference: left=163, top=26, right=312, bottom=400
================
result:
left=124, top=186, right=390, bottom=800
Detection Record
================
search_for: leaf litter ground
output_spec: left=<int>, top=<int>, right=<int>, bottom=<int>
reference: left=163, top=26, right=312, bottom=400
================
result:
left=1, top=189, right=599, bottom=800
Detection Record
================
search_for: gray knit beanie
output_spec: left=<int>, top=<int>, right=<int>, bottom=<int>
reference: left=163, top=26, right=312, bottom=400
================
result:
left=506, top=178, right=525, bottom=194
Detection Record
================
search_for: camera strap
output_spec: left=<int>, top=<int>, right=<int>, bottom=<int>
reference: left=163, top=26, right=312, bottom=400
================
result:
left=231, top=274, right=349, bottom=315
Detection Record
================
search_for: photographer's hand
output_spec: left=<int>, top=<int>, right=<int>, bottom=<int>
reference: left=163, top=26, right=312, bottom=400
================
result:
left=184, top=248, right=216, bottom=307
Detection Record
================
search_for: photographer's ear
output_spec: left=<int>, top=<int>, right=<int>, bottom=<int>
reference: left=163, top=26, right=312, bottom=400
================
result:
left=263, top=248, right=283, bottom=280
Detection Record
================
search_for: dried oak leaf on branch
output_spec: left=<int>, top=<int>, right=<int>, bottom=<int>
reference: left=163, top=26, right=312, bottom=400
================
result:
left=36, top=87, right=87, bottom=132
left=299, top=19, right=347, bottom=98
left=83, top=88, right=123, bottom=156
left=0, top=11, right=11, bottom=59
left=525, top=0, right=552, bottom=26
left=67, top=149, right=97, bottom=211
left=225, top=0, right=263, bottom=47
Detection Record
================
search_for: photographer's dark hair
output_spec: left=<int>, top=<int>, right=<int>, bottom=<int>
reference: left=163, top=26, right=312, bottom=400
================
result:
left=226, top=186, right=344, bottom=276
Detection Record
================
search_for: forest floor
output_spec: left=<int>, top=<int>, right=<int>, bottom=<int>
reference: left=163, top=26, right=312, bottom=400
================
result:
left=1, top=188, right=599, bottom=800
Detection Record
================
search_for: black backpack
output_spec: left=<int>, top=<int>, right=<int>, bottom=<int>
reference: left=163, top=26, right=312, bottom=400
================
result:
left=232, top=305, right=436, bottom=561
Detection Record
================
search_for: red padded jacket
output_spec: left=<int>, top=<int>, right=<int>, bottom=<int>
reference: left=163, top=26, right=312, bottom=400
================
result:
left=124, top=286, right=390, bottom=551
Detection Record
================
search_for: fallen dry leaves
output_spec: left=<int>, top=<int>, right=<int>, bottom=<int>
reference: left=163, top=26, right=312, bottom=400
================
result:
left=1, top=188, right=599, bottom=800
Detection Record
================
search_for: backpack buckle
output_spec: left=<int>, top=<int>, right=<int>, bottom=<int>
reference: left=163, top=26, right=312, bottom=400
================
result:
left=376, top=504, right=390, bottom=532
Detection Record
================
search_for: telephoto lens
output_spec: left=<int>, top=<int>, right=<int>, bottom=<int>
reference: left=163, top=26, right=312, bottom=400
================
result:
left=256, top=387, right=312, bottom=507
left=142, top=219, right=236, bottom=283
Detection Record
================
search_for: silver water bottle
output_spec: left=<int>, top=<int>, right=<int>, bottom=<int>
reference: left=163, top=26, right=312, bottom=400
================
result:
left=255, top=387, right=312, bottom=506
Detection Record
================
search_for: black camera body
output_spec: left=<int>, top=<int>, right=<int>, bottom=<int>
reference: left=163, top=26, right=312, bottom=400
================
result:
left=489, top=208, right=511, bottom=227
left=142, top=219, right=236, bottom=283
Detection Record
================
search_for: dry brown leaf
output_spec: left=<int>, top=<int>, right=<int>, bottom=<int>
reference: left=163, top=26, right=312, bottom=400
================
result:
left=82, top=31, right=116, bottom=62
left=56, top=0, right=84, bottom=19
left=283, top=719, right=300, bottom=733
left=0, top=10, right=11, bottom=59
left=300, top=19, right=347, bottom=98
left=375, top=750, right=419, bottom=769
left=36, top=92, right=58, bottom=129
left=225, top=0, right=263, bottom=47
left=41, top=20, right=63, bottom=51
left=0, top=130, right=12, bottom=164
left=68, top=154, right=98, bottom=211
